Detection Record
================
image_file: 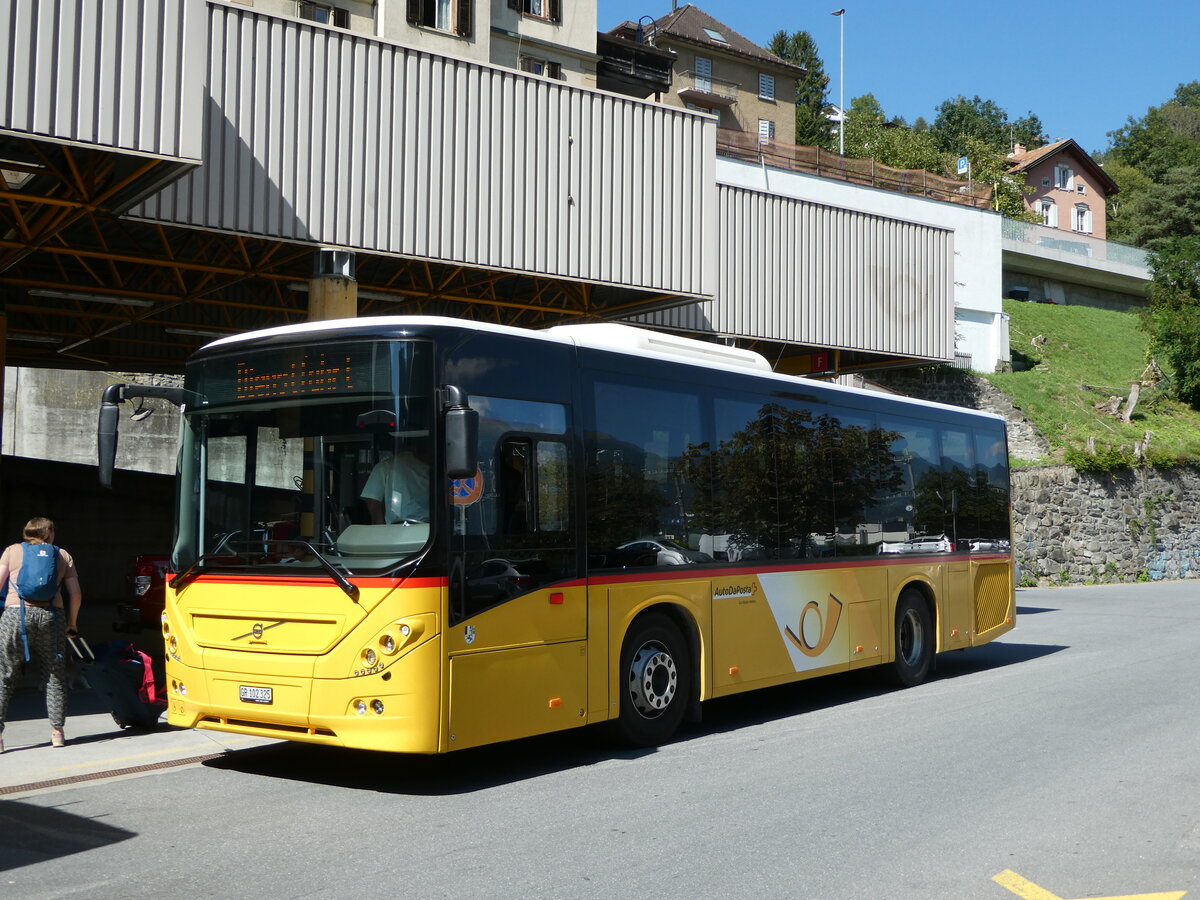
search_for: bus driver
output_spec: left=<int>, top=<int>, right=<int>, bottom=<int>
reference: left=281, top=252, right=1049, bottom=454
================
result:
left=360, top=443, right=431, bottom=525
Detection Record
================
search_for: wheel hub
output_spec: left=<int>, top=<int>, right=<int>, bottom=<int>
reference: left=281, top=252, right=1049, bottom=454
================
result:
left=628, top=641, right=677, bottom=718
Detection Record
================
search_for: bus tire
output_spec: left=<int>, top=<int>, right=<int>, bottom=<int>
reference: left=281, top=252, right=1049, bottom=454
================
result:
left=617, top=613, right=692, bottom=747
left=888, top=588, right=934, bottom=687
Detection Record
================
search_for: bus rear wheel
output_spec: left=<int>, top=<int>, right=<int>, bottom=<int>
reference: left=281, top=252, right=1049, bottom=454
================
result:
left=888, top=589, right=934, bottom=687
left=617, top=613, right=691, bottom=747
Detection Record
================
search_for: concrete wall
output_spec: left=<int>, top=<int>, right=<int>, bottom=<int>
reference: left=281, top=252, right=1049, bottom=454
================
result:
left=2, top=368, right=181, bottom=475
left=1001, top=272, right=1147, bottom=312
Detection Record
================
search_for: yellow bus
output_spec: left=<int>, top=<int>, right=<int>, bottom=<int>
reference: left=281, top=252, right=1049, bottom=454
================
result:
left=97, top=317, right=1014, bottom=752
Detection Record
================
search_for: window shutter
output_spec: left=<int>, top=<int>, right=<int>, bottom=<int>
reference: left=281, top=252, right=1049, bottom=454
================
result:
left=333, top=7, right=349, bottom=27
left=549, top=61, right=562, bottom=80
left=508, top=0, right=520, bottom=10
left=456, top=0, right=472, bottom=36
left=548, top=0, right=561, bottom=22
left=407, top=0, right=421, bottom=26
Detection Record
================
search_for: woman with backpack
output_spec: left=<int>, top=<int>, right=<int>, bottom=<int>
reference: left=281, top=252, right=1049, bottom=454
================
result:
left=0, top=517, right=82, bottom=751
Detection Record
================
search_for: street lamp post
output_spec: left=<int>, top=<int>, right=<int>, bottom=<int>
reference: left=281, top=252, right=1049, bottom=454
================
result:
left=831, top=8, right=844, bottom=156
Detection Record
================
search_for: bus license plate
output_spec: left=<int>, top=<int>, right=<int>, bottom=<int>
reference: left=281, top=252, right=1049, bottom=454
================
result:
left=239, top=685, right=273, bottom=704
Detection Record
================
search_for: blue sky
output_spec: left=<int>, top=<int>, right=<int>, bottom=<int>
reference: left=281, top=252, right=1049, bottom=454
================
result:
left=597, top=0, right=1199, bottom=156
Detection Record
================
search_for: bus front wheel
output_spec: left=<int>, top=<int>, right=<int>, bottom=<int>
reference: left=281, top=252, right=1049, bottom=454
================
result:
left=888, top=589, right=934, bottom=687
left=617, top=613, right=691, bottom=747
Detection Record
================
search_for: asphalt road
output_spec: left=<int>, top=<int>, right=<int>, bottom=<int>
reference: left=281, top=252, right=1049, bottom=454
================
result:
left=3, top=581, right=1197, bottom=899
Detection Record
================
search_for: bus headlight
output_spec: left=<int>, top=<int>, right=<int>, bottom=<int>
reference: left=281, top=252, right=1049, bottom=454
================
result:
left=371, top=700, right=385, bottom=715
left=355, top=700, right=367, bottom=715
left=379, top=634, right=396, bottom=654
left=363, top=648, right=378, bottom=667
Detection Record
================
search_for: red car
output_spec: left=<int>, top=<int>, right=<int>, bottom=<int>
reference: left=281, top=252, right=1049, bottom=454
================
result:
left=116, top=555, right=171, bottom=631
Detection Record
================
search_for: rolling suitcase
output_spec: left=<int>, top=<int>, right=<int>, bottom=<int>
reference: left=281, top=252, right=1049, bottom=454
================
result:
left=69, top=635, right=165, bottom=729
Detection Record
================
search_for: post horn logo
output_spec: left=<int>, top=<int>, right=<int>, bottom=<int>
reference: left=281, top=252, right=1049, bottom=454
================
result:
left=785, top=593, right=844, bottom=658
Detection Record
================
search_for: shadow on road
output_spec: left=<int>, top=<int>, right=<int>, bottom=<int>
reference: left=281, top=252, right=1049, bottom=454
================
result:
left=204, top=638, right=1067, bottom=796
left=0, top=800, right=135, bottom=871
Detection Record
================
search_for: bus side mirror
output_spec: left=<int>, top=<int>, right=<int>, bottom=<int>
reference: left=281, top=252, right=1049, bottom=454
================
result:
left=98, top=384, right=125, bottom=489
left=445, top=407, right=479, bottom=479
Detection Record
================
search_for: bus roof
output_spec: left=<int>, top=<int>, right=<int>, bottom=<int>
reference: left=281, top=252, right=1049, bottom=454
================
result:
left=198, top=315, right=1005, bottom=425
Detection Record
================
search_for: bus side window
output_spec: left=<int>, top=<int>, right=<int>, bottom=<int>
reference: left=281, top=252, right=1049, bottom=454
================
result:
left=499, top=439, right=533, bottom=534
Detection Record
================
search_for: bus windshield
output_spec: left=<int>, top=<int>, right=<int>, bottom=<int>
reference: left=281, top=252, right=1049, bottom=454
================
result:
left=172, top=339, right=434, bottom=575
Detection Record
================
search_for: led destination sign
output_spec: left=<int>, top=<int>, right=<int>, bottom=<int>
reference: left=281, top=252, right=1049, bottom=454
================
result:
left=234, top=352, right=357, bottom=401
left=188, top=343, right=400, bottom=406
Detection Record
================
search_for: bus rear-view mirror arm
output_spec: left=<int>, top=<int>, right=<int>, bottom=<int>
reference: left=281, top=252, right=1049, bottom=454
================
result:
left=441, top=384, right=479, bottom=480
left=98, top=383, right=206, bottom=490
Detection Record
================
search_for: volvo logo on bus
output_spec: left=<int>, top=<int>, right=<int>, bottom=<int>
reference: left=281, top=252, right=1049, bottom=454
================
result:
left=231, top=621, right=284, bottom=641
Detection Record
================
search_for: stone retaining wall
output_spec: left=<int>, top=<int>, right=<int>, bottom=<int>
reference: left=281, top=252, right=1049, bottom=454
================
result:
left=1012, top=465, right=1200, bottom=584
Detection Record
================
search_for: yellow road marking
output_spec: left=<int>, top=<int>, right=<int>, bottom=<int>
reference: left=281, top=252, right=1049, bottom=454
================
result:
left=993, top=870, right=1187, bottom=900
left=993, top=871, right=1064, bottom=900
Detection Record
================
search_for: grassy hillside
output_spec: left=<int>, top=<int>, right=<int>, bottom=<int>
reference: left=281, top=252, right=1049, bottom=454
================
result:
left=984, top=300, right=1200, bottom=466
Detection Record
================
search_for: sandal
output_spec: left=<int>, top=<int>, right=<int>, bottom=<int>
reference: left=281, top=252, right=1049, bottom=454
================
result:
left=51, top=728, right=65, bottom=748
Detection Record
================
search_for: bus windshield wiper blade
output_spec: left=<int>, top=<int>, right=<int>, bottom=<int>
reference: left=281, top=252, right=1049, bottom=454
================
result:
left=270, top=539, right=360, bottom=601
left=169, top=551, right=246, bottom=592
left=169, top=541, right=358, bottom=601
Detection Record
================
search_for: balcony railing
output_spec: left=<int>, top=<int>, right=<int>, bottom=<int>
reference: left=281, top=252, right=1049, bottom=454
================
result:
left=677, top=71, right=739, bottom=105
left=1001, top=219, right=1149, bottom=270
left=716, top=129, right=994, bottom=210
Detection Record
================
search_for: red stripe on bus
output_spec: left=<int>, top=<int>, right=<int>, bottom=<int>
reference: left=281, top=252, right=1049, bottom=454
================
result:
left=586, top=553, right=1012, bottom=586
left=167, top=574, right=447, bottom=589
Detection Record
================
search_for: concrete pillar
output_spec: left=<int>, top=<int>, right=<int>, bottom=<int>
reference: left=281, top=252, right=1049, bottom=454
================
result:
left=302, top=250, right=357, bottom=538
left=307, top=249, right=357, bottom=321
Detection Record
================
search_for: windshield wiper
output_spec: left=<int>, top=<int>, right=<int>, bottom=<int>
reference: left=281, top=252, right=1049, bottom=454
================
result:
left=271, top=539, right=360, bottom=601
left=169, top=551, right=246, bottom=592
left=170, top=540, right=360, bottom=602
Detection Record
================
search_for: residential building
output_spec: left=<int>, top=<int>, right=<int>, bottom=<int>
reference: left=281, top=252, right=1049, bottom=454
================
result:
left=610, top=5, right=801, bottom=144
left=243, top=0, right=602, bottom=87
left=1007, top=139, right=1119, bottom=240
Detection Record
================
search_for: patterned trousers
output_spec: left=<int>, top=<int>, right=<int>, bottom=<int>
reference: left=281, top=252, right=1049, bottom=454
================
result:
left=0, top=605, right=68, bottom=730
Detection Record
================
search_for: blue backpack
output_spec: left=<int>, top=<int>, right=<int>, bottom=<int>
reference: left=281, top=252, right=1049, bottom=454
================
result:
left=14, top=542, right=61, bottom=662
left=17, top=543, right=60, bottom=603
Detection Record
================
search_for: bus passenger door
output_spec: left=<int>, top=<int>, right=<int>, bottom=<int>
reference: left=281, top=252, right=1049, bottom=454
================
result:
left=444, top=404, right=587, bottom=750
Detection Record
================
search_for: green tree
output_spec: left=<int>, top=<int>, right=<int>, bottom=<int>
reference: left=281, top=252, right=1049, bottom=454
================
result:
left=1143, top=236, right=1200, bottom=407
left=1011, top=111, right=1048, bottom=150
left=844, top=112, right=944, bottom=172
left=931, top=95, right=1010, bottom=153
left=767, top=29, right=832, bottom=148
left=846, top=92, right=885, bottom=125
left=1120, top=167, right=1200, bottom=251
left=1103, top=158, right=1156, bottom=244
left=1107, top=81, right=1200, bottom=180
